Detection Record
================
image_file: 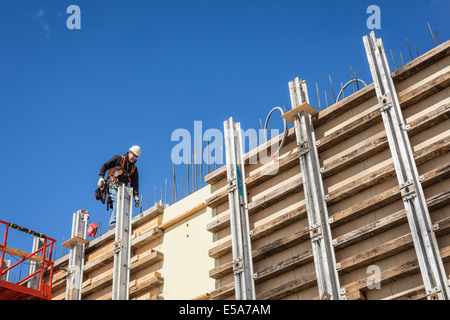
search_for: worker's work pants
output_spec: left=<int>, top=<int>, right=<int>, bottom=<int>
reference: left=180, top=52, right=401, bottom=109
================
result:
left=108, top=185, right=118, bottom=229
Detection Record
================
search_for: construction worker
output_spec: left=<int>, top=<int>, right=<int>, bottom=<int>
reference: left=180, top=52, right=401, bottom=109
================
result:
left=98, top=146, right=141, bottom=230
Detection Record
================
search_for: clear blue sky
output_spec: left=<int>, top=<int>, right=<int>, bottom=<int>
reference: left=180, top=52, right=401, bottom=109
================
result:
left=0, top=0, right=448, bottom=262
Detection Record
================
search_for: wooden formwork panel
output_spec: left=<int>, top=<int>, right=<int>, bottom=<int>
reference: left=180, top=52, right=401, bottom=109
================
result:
left=50, top=204, right=165, bottom=300
left=206, top=40, right=450, bottom=300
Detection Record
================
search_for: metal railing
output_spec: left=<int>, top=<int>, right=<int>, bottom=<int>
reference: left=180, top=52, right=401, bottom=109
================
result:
left=0, top=220, right=56, bottom=300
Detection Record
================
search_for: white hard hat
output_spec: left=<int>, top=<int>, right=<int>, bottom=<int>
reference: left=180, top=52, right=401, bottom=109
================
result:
left=129, top=145, right=141, bottom=157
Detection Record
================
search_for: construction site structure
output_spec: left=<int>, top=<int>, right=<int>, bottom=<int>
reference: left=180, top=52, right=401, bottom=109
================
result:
left=0, top=220, right=56, bottom=300
left=47, top=32, right=450, bottom=300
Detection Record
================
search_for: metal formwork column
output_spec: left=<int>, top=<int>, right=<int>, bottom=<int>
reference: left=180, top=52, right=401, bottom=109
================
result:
left=112, top=184, right=133, bottom=300
left=65, top=209, right=89, bottom=300
left=27, top=237, right=44, bottom=290
left=364, top=31, right=450, bottom=300
left=289, top=78, right=342, bottom=300
left=224, top=117, right=256, bottom=300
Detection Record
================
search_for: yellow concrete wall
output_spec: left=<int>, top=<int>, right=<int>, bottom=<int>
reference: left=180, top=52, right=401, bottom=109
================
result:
left=159, top=186, right=216, bottom=299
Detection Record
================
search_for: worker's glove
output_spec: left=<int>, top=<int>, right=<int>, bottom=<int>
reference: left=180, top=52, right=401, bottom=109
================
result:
left=98, top=177, right=105, bottom=188
left=134, top=195, right=140, bottom=208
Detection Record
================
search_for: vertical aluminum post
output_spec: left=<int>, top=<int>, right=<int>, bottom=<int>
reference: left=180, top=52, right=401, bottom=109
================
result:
left=112, top=184, right=133, bottom=300
left=65, top=209, right=89, bottom=300
left=289, top=78, right=342, bottom=300
left=1, top=260, right=10, bottom=281
left=224, top=117, right=256, bottom=300
left=364, top=31, right=450, bottom=300
left=27, top=237, right=44, bottom=290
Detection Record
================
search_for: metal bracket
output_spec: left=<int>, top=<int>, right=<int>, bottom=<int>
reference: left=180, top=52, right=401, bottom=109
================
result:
left=321, top=292, right=331, bottom=300
left=233, top=257, right=244, bottom=274
left=400, top=180, right=416, bottom=201
left=427, top=287, right=444, bottom=300
left=227, top=179, right=237, bottom=192
left=309, top=223, right=322, bottom=240
left=379, top=93, right=393, bottom=113
left=340, top=288, right=347, bottom=300
left=297, top=139, right=309, bottom=156
left=113, top=241, right=121, bottom=254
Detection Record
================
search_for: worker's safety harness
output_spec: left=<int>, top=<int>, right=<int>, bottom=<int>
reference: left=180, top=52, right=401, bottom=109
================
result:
left=95, top=155, right=136, bottom=210
left=107, top=155, right=136, bottom=187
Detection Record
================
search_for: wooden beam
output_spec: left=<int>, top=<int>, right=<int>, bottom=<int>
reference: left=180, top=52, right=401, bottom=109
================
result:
left=129, top=271, right=164, bottom=299
left=191, top=292, right=211, bottom=300
left=254, top=249, right=314, bottom=284
left=209, top=226, right=310, bottom=277
left=205, top=188, right=228, bottom=208
left=208, top=204, right=307, bottom=257
left=2, top=246, right=45, bottom=263
left=327, top=134, right=450, bottom=207
left=343, top=245, right=450, bottom=300
left=337, top=233, right=415, bottom=275
left=210, top=282, right=235, bottom=300
left=391, top=40, right=450, bottom=83
left=331, top=160, right=450, bottom=227
left=382, top=285, right=427, bottom=300
left=282, top=103, right=318, bottom=125
left=245, top=151, right=299, bottom=189
left=61, top=236, right=89, bottom=248
left=317, top=108, right=382, bottom=153
left=257, top=271, right=317, bottom=300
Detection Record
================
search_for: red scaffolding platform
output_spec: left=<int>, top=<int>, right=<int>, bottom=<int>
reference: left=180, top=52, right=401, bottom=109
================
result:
left=0, top=220, right=56, bottom=300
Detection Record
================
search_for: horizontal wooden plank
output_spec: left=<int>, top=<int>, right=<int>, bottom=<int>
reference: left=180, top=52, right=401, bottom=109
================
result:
left=131, top=203, right=165, bottom=227
left=210, top=282, right=235, bottom=300
left=331, top=159, right=450, bottom=227
left=327, top=134, right=450, bottom=207
left=129, top=271, right=164, bottom=299
left=391, top=40, right=450, bottom=83
left=282, top=103, right=319, bottom=125
left=343, top=245, right=450, bottom=300
left=191, top=292, right=210, bottom=300
left=317, top=108, right=382, bottom=153
left=208, top=205, right=307, bottom=258
left=209, top=226, right=310, bottom=278
left=254, top=249, right=314, bottom=284
left=81, top=251, right=164, bottom=298
left=61, top=236, right=89, bottom=248
left=382, top=285, right=427, bottom=300
left=337, top=233, right=415, bottom=275
left=257, top=271, right=317, bottom=300
left=398, top=71, right=450, bottom=109
left=246, top=151, right=299, bottom=189
left=205, top=188, right=228, bottom=208
left=2, top=246, right=46, bottom=263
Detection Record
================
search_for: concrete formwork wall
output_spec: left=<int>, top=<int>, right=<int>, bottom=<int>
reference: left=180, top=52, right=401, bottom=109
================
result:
left=51, top=203, right=165, bottom=300
left=205, top=40, right=450, bottom=300
left=50, top=186, right=216, bottom=300
left=49, top=39, right=449, bottom=301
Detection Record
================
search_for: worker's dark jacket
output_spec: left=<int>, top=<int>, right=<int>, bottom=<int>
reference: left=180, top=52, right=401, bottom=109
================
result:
left=99, top=153, right=139, bottom=197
